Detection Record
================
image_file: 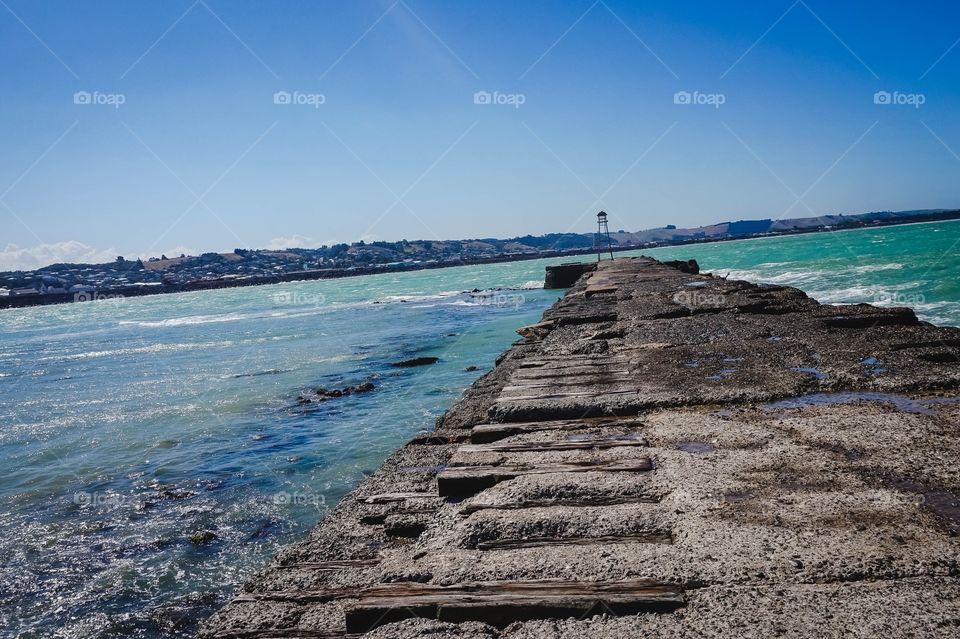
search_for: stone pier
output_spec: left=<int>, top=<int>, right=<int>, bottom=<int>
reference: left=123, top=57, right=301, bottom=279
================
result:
left=201, top=256, right=960, bottom=638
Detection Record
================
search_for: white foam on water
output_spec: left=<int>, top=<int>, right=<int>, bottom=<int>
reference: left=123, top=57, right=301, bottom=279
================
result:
left=120, top=313, right=250, bottom=328
left=725, top=268, right=822, bottom=285
left=376, top=290, right=463, bottom=304
left=846, top=262, right=904, bottom=275
left=39, top=341, right=235, bottom=362
left=518, top=280, right=544, bottom=289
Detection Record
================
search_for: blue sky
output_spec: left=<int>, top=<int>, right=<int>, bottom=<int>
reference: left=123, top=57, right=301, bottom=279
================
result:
left=1, top=0, right=959, bottom=269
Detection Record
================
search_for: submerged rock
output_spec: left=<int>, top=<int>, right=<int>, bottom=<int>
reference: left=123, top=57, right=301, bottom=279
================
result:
left=190, top=531, right=217, bottom=545
left=298, top=381, right=376, bottom=404
left=391, top=357, right=439, bottom=368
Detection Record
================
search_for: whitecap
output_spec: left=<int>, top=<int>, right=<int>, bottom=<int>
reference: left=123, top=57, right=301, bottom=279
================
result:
left=38, top=341, right=237, bottom=362
left=376, top=291, right=463, bottom=304
left=846, top=263, right=904, bottom=275
left=120, top=313, right=250, bottom=328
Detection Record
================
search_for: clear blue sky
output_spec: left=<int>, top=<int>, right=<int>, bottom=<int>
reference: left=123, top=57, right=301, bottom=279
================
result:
left=1, top=0, right=959, bottom=269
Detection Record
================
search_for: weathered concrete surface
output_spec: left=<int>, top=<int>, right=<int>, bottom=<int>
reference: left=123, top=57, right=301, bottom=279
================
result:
left=200, top=257, right=960, bottom=638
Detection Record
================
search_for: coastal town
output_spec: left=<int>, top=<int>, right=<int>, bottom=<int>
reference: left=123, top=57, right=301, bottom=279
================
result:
left=2, top=208, right=957, bottom=308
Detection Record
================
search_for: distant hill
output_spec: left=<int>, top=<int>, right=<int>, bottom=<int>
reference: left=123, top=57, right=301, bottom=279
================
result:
left=602, top=209, right=956, bottom=246
left=2, top=208, right=957, bottom=297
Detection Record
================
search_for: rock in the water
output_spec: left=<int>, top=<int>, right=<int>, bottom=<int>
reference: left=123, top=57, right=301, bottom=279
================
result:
left=301, top=381, right=376, bottom=404
left=391, top=357, right=439, bottom=368
left=663, top=259, right=700, bottom=274
left=190, top=531, right=217, bottom=545
left=464, top=365, right=479, bottom=372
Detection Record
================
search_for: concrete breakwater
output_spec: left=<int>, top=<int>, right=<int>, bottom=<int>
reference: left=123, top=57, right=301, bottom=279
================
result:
left=201, top=256, right=960, bottom=638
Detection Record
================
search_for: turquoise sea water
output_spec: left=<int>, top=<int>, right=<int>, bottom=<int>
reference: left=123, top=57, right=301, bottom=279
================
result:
left=1, top=220, right=958, bottom=637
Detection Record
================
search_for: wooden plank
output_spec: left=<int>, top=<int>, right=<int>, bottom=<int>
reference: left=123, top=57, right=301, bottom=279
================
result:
left=514, top=365, right=631, bottom=375
left=470, top=419, right=644, bottom=444
left=476, top=531, right=672, bottom=550
left=456, top=437, right=647, bottom=454
left=510, top=364, right=634, bottom=379
left=359, top=508, right=436, bottom=525
left=437, top=458, right=652, bottom=498
left=509, top=370, right=634, bottom=380
left=499, top=384, right=639, bottom=395
left=460, top=494, right=660, bottom=514
left=362, top=492, right=438, bottom=504
left=344, top=579, right=685, bottom=633
left=522, top=354, right=630, bottom=362
left=496, top=388, right=639, bottom=402
left=210, top=630, right=343, bottom=639
left=502, top=379, right=636, bottom=391
left=512, top=369, right=632, bottom=381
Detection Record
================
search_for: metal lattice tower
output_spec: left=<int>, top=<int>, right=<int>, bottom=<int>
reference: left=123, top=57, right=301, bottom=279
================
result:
left=596, top=211, right=614, bottom=261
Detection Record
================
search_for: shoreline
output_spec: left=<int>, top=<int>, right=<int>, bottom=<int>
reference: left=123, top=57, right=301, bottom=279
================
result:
left=4, top=211, right=959, bottom=311
left=201, top=256, right=960, bottom=637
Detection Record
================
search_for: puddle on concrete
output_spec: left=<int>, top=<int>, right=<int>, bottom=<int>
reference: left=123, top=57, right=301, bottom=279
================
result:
left=791, top=367, right=828, bottom=380
left=860, top=356, right=886, bottom=376
left=922, top=397, right=960, bottom=407
left=762, top=392, right=950, bottom=415
left=768, top=336, right=783, bottom=342
left=889, top=479, right=960, bottom=535
left=678, top=441, right=716, bottom=454
left=924, top=492, right=960, bottom=535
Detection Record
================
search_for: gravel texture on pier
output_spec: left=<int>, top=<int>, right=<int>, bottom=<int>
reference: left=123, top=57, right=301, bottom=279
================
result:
left=200, top=257, right=960, bottom=638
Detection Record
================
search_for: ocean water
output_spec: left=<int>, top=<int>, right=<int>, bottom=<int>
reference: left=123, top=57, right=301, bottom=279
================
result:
left=644, top=219, right=960, bottom=327
left=1, top=219, right=958, bottom=638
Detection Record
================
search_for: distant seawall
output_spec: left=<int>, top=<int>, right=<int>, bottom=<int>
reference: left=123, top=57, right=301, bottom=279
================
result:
left=201, top=256, right=960, bottom=637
